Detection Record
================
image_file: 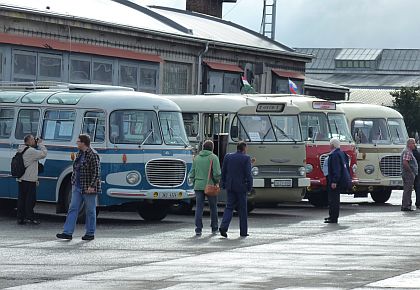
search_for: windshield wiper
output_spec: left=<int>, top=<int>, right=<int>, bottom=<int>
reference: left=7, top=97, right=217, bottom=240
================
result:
left=139, top=121, right=155, bottom=148
left=274, top=124, right=296, bottom=143
left=166, top=120, right=189, bottom=148
left=261, top=127, right=274, bottom=143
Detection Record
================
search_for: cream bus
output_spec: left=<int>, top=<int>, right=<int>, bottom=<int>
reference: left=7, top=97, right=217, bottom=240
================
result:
left=337, top=102, right=408, bottom=203
left=0, top=83, right=194, bottom=221
left=164, top=94, right=310, bottom=210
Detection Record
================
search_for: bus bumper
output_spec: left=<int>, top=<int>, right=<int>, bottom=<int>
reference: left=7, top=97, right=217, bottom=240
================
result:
left=107, top=188, right=195, bottom=200
left=253, top=177, right=310, bottom=188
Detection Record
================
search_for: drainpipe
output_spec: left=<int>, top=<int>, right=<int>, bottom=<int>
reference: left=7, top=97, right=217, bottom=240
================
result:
left=197, top=42, right=209, bottom=95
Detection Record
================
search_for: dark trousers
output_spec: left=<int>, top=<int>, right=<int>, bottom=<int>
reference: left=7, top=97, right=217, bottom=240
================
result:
left=328, top=186, right=340, bottom=221
left=414, top=175, right=420, bottom=207
left=220, top=190, right=248, bottom=236
left=17, top=180, right=37, bottom=220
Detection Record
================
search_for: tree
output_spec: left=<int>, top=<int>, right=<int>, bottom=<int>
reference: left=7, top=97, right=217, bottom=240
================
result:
left=391, top=86, right=420, bottom=137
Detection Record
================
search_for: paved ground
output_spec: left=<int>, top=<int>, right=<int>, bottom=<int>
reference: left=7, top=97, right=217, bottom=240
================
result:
left=1, top=190, right=420, bottom=289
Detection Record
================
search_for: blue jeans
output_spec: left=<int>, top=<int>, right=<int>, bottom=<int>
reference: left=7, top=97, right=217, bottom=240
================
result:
left=220, top=190, right=248, bottom=236
left=63, top=186, right=97, bottom=236
left=195, top=190, right=218, bottom=233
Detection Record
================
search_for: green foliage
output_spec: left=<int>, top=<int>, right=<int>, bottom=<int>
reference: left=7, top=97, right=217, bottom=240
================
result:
left=391, top=86, right=420, bottom=137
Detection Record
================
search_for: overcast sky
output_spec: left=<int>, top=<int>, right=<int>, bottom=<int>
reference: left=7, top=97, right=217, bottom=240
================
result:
left=137, top=0, right=419, bottom=49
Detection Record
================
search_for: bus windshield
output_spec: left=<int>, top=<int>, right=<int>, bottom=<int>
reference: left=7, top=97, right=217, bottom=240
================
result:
left=300, top=112, right=330, bottom=141
left=328, top=113, right=353, bottom=142
left=388, top=118, right=408, bottom=145
left=352, top=118, right=391, bottom=144
left=109, top=110, right=162, bottom=145
left=159, top=111, right=189, bottom=146
left=233, top=114, right=301, bottom=142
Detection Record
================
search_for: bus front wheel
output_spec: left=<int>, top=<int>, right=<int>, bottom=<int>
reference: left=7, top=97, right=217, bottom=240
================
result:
left=371, top=188, right=392, bottom=203
left=138, top=201, right=169, bottom=221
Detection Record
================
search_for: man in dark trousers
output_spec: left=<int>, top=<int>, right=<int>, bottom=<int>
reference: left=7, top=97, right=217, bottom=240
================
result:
left=325, top=138, right=349, bottom=224
left=219, top=141, right=253, bottom=238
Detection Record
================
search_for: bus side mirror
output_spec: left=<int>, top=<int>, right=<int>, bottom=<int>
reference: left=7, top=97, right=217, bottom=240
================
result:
left=231, top=126, right=238, bottom=139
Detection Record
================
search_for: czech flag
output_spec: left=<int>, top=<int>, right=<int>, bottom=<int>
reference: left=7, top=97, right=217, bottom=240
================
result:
left=288, top=79, right=298, bottom=94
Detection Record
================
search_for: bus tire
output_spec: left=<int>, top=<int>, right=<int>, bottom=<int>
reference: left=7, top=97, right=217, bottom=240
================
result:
left=138, top=202, right=169, bottom=221
left=0, top=198, right=16, bottom=211
left=371, top=188, right=392, bottom=203
left=307, top=192, right=329, bottom=208
left=170, top=201, right=194, bottom=215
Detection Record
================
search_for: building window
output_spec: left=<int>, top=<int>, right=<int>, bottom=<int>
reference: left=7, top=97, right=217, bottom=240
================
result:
left=272, top=77, right=303, bottom=94
left=93, top=60, right=113, bottom=84
left=119, top=63, right=138, bottom=89
left=15, top=109, right=40, bottom=140
left=38, top=54, right=62, bottom=80
left=206, top=71, right=241, bottom=93
left=13, top=51, right=37, bottom=81
left=163, top=62, right=191, bottom=94
left=70, top=57, right=91, bottom=83
left=140, top=66, right=158, bottom=93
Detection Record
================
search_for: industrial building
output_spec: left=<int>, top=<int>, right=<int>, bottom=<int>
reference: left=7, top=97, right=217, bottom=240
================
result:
left=0, top=0, right=315, bottom=96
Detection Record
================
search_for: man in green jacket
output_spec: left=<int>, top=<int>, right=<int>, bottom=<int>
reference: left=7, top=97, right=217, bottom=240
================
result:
left=189, top=140, right=221, bottom=236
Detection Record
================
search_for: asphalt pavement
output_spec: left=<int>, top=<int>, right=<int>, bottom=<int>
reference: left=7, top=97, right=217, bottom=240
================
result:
left=1, top=190, right=420, bottom=289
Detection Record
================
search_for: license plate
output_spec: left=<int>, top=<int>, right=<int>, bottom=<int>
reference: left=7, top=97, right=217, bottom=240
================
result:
left=272, top=179, right=292, bottom=188
left=390, top=180, right=403, bottom=186
left=159, top=192, right=178, bottom=199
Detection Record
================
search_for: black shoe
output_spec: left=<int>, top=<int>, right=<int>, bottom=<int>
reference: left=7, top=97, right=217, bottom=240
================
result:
left=240, top=234, right=249, bottom=237
left=324, top=217, right=330, bottom=221
left=17, top=219, right=26, bottom=225
left=25, top=219, right=40, bottom=225
left=81, top=235, right=95, bottom=241
left=401, top=207, right=414, bottom=211
left=195, top=232, right=202, bottom=237
left=324, top=218, right=338, bottom=224
left=56, top=233, right=72, bottom=240
left=219, top=228, right=227, bottom=238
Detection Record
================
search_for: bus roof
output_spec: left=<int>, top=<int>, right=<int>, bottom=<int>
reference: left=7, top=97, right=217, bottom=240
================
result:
left=337, top=102, right=403, bottom=120
left=162, top=94, right=300, bottom=114
left=0, top=89, right=181, bottom=112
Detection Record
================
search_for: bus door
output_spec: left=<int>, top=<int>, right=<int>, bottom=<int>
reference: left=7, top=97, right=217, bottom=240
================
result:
left=181, top=112, right=200, bottom=153
left=0, top=107, right=16, bottom=198
left=203, top=113, right=230, bottom=164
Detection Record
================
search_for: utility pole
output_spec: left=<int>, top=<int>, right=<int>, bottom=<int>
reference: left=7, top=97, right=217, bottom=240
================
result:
left=260, top=0, right=277, bottom=40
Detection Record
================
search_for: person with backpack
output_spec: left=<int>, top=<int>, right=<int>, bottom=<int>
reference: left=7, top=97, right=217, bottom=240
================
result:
left=325, top=138, right=351, bottom=224
left=188, top=140, right=221, bottom=236
left=15, top=135, right=47, bottom=225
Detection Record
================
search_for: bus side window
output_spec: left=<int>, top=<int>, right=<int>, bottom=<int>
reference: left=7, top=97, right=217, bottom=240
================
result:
left=0, top=108, right=15, bottom=139
left=41, top=109, right=76, bottom=141
left=82, top=111, right=105, bottom=143
left=15, top=109, right=40, bottom=140
left=182, top=113, right=199, bottom=139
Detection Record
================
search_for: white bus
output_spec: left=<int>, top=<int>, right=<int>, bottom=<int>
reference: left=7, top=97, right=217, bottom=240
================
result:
left=338, top=102, right=408, bottom=203
left=0, top=83, right=194, bottom=221
left=164, top=94, right=310, bottom=210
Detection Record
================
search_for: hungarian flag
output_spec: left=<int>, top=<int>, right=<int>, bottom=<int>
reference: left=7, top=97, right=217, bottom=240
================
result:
left=288, top=79, right=298, bottom=94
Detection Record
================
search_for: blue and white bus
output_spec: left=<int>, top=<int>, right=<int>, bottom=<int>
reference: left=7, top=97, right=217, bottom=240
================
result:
left=0, top=83, right=194, bottom=221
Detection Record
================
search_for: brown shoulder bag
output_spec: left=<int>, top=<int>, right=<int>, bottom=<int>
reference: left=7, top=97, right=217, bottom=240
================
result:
left=204, top=159, right=220, bottom=196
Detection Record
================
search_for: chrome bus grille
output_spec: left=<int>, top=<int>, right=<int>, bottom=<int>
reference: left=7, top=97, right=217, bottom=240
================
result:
left=380, top=156, right=401, bottom=177
left=146, top=159, right=186, bottom=187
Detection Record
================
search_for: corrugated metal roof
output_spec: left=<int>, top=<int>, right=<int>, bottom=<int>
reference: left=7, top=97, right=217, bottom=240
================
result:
left=335, top=48, right=382, bottom=61
left=305, top=77, right=349, bottom=92
left=348, top=89, right=396, bottom=106
left=305, top=73, right=420, bottom=88
left=0, top=0, right=311, bottom=57
left=296, top=48, right=341, bottom=70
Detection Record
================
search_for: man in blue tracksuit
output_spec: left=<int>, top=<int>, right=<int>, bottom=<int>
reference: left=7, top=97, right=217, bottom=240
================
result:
left=219, top=142, right=253, bottom=238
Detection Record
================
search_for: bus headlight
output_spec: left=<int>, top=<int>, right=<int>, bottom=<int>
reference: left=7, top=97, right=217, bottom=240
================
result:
left=251, top=167, right=259, bottom=176
left=126, top=172, right=140, bottom=184
left=187, top=177, right=194, bottom=187
left=298, top=166, right=306, bottom=176
left=364, top=165, right=375, bottom=175
left=305, top=164, right=313, bottom=174
left=352, top=164, right=357, bottom=174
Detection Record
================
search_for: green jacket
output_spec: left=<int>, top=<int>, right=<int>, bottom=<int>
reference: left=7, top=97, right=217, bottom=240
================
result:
left=188, top=150, right=221, bottom=191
